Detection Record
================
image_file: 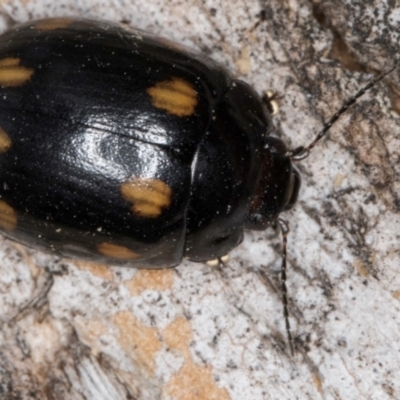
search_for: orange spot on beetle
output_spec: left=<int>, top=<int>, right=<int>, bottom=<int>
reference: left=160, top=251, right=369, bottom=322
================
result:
left=97, top=242, right=139, bottom=260
left=0, top=127, right=12, bottom=153
left=147, top=77, right=198, bottom=116
left=121, top=177, right=172, bottom=218
left=0, top=200, right=17, bottom=231
left=0, top=57, right=34, bottom=87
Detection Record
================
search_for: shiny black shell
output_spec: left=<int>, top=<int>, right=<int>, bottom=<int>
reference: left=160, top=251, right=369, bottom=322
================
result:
left=0, top=18, right=280, bottom=267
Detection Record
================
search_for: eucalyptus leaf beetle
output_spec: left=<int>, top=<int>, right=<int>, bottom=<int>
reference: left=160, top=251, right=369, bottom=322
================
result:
left=0, top=17, right=394, bottom=354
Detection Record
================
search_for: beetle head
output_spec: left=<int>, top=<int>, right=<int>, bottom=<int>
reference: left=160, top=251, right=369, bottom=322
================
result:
left=245, top=136, right=300, bottom=230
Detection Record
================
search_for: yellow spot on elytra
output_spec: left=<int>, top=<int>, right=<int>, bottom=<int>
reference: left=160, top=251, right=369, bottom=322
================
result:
left=147, top=77, right=198, bottom=116
left=0, top=57, right=34, bottom=87
left=163, top=317, right=230, bottom=400
left=0, top=127, right=12, bottom=153
left=0, top=58, right=21, bottom=67
left=121, top=177, right=172, bottom=218
left=125, top=269, right=175, bottom=296
left=114, top=311, right=162, bottom=374
left=97, top=242, right=139, bottom=260
left=35, top=18, right=73, bottom=31
left=0, top=200, right=17, bottom=230
left=75, top=261, right=114, bottom=281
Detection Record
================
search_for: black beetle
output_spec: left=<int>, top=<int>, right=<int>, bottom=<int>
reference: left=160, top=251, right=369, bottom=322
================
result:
left=0, top=17, right=301, bottom=266
left=0, top=17, right=394, bottom=353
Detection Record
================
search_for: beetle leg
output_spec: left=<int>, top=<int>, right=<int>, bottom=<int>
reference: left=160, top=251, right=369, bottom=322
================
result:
left=263, top=90, right=280, bottom=116
left=206, top=254, right=229, bottom=267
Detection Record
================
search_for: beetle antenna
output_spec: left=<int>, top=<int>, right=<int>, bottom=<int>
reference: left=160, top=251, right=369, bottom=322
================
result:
left=288, top=65, right=397, bottom=161
left=277, top=218, right=294, bottom=356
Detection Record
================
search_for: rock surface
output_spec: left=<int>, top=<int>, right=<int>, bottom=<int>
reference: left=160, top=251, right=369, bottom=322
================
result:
left=0, top=0, right=399, bottom=399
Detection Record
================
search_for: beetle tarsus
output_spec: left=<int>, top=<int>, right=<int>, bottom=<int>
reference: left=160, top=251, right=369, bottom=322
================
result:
left=263, top=90, right=280, bottom=116
left=218, top=257, right=225, bottom=270
left=206, top=254, right=229, bottom=268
